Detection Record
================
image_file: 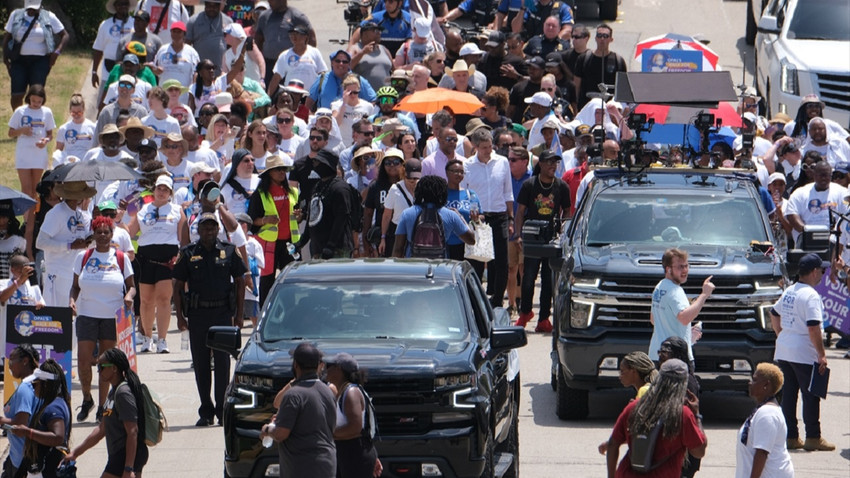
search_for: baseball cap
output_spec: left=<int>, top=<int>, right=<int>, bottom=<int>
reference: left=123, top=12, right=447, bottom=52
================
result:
left=197, top=212, right=219, bottom=225
left=361, top=20, right=385, bottom=32
left=324, top=352, right=359, bottom=374
left=541, top=119, right=560, bottom=131
left=24, top=0, right=41, bottom=9
left=290, top=24, right=309, bottom=36
left=835, top=162, right=850, bottom=175
left=254, top=0, right=270, bottom=9
left=404, top=157, right=422, bottom=179
left=575, top=124, right=592, bottom=137
left=314, top=149, right=340, bottom=170
left=330, top=49, right=352, bottom=62
left=485, top=31, right=506, bottom=48
left=526, top=56, right=545, bottom=69
left=122, top=53, right=140, bottom=65
left=545, top=52, right=562, bottom=67
left=524, top=91, right=552, bottom=107
left=234, top=213, right=253, bottom=225
left=119, top=74, right=136, bottom=85
left=538, top=149, right=560, bottom=163
left=224, top=23, right=247, bottom=40
left=459, top=42, right=484, bottom=56
left=742, top=112, right=758, bottom=124
left=798, top=253, right=829, bottom=275
left=97, top=200, right=118, bottom=211
left=138, top=138, right=157, bottom=151
left=154, top=175, right=173, bottom=190
left=413, top=17, right=430, bottom=37
left=768, top=172, right=786, bottom=185
left=171, top=21, right=187, bottom=32
left=134, top=10, right=151, bottom=22
left=188, top=161, right=217, bottom=178
left=659, top=359, right=689, bottom=379
left=125, top=41, right=147, bottom=57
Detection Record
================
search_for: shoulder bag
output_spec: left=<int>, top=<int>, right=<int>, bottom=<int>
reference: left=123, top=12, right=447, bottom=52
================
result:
left=4, top=8, right=41, bottom=62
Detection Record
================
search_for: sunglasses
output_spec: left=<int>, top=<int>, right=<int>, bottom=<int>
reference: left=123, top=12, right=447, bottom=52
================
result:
left=744, top=103, right=758, bottom=108
left=378, top=96, right=397, bottom=105
left=164, top=143, right=181, bottom=149
left=118, top=82, right=134, bottom=89
left=501, top=142, right=518, bottom=148
left=333, top=58, right=350, bottom=65
left=97, top=363, right=115, bottom=373
left=349, top=90, right=361, bottom=95
left=572, top=34, right=588, bottom=39
left=384, top=158, right=402, bottom=166
left=360, top=130, right=375, bottom=136
left=309, top=136, right=325, bottom=141
left=277, top=116, right=293, bottom=124
left=508, top=158, right=525, bottom=163
left=443, top=137, right=458, bottom=143
left=596, top=33, right=611, bottom=39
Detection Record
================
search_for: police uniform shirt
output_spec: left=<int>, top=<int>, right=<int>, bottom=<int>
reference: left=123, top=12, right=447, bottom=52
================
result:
left=367, top=10, right=412, bottom=56
left=173, top=239, right=248, bottom=302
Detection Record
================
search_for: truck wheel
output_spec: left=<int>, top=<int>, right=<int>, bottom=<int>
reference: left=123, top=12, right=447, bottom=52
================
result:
left=599, top=0, right=618, bottom=20
left=556, top=368, right=589, bottom=420
left=745, top=0, right=757, bottom=45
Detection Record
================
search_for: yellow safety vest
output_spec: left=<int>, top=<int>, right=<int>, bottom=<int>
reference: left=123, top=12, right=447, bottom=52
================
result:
left=258, top=187, right=300, bottom=243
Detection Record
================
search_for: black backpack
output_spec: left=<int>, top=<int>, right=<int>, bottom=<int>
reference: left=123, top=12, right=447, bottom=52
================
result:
left=346, top=182, right=364, bottom=233
left=410, top=204, right=447, bottom=258
left=630, top=419, right=679, bottom=473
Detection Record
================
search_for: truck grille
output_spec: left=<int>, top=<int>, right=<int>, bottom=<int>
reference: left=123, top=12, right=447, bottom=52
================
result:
left=367, top=379, right=441, bottom=436
left=590, top=276, right=769, bottom=329
left=817, top=72, right=850, bottom=111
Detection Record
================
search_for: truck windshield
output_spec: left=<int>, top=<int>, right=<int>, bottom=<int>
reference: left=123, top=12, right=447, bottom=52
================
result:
left=787, top=0, right=850, bottom=41
left=260, top=282, right=468, bottom=341
left=585, top=192, right=769, bottom=247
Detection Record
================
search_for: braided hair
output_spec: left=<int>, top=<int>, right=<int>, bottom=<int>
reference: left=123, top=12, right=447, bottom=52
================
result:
left=628, top=362, right=688, bottom=440
left=100, top=349, right=146, bottom=441
left=622, top=351, right=658, bottom=385
left=24, top=359, right=71, bottom=465
left=413, top=175, right=448, bottom=207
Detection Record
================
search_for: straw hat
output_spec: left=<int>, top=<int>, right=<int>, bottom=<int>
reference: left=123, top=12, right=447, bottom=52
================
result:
left=106, top=0, right=138, bottom=14
left=119, top=117, right=154, bottom=139
left=259, top=155, right=292, bottom=176
left=353, top=146, right=384, bottom=165
left=54, top=181, right=96, bottom=200
left=163, top=133, right=189, bottom=157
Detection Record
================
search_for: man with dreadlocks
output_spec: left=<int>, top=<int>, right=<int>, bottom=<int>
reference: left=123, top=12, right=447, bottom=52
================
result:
left=605, top=358, right=707, bottom=478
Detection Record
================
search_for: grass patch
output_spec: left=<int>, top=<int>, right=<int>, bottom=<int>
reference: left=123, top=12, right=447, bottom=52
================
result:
left=0, top=48, right=89, bottom=191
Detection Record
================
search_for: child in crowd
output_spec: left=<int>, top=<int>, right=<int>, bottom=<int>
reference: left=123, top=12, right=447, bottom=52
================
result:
left=8, top=84, right=55, bottom=200
left=236, top=213, right=265, bottom=328
left=53, top=93, right=96, bottom=166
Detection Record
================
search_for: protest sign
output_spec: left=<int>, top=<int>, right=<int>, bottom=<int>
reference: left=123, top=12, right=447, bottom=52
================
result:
left=641, top=49, right=703, bottom=73
left=814, top=268, right=850, bottom=335
left=225, top=0, right=255, bottom=26
left=116, top=306, right=138, bottom=373
left=3, top=305, right=73, bottom=399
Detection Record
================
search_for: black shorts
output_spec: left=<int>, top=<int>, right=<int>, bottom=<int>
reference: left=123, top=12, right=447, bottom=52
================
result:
left=75, top=315, right=117, bottom=342
left=104, top=444, right=148, bottom=476
left=137, top=244, right=179, bottom=284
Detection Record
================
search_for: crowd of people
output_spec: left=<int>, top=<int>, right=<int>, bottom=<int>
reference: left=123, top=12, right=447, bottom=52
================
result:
left=1, top=0, right=849, bottom=476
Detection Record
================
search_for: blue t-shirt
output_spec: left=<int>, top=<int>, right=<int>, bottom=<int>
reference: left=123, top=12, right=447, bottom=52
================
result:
left=498, top=0, right=523, bottom=13
left=308, top=73, right=377, bottom=110
left=446, top=189, right=481, bottom=245
left=396, top=204, right=471, bottom=257
left=38, top=397, right=71, bottom=443
left=364, top=10, right=412, bottom=45
left=649, top=278, right=693, bottom=361
left=523, top=0, right=574, bottom=24
left=6, top=381, right=39, bottom=466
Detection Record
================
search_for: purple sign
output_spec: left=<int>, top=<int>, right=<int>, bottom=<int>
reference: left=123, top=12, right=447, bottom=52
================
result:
left=813, top=267, right=850, bottom=334
left=3, top=305, right=73, bottom=399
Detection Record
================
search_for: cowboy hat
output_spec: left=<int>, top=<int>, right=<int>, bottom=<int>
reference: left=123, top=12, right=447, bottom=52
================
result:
left=106, top=0, right=138, bottom=14
left=353, top=146, right=384, bottom=165
left=259, top=155, right=293, bottom=176
left=118, top=117, right=154, bottom=139
left=54, top=181, right=96, bottom=200
left=99, top=124, right=126, bottom=144
left=445, top=59, right=475, bottom=76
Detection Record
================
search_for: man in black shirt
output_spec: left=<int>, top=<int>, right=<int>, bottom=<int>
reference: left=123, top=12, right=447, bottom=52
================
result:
left=302, top=150, right=354, bottom=258
left=523, top=15, right=570, bottom=58
left=560, top=23, right=590, bottom=74
left=508, top=56, right=546, bottom=124
left=514, top=149, right=570, bottom=332
left=573, top=23, right=627, bottom=110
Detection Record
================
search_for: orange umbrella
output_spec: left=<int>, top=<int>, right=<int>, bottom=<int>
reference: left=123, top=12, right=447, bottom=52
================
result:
left=395, top=88, right=485, bottom=115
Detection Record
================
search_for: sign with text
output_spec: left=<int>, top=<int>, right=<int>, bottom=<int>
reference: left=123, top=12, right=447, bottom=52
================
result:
left=3, top=305, right=73, bottom=400
left=116, top=306, right=138, bottom=373
left=225, top=0, right=256, bottom=26
left=814, top=269, right=850, bottom=335
left=641, top=49, right=703, bottom=73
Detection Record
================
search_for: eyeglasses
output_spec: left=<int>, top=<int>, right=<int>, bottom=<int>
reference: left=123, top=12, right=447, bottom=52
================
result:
left=384, top=158, right=402, bottom=166
left=448, top=169, right=465, bottom=175
left=508, top=158, right=525, bottom=163
left=276, top=117, right=293, bottom=124
left=97, top=363, right=115, bottom=373
left=378, top=96, right=397, bottom=105
left=349, top=90, right=361, bottom=95
left=443, top=136, right=458, bottom=143
left=101, top=211, right=118, bottom=218
left=333, top=58, right=350, bottom=65
left=596, top=33, right=611, bottom=39
left=309, top=136, right=324, bottom=141
left=118, top=82, right=134, bottom=89
left=242, top=157, right=255, bottom=162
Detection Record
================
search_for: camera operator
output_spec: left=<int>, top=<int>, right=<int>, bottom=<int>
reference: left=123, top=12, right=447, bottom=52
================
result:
left=574, top=136, right=619, bottom=205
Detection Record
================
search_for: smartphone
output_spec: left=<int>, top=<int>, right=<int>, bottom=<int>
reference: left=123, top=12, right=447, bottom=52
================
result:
left=246, top=37, right=254, bottom=50
left=231, top=126, right=242, bottom=136
left=1, top=424, right=13, bottom=431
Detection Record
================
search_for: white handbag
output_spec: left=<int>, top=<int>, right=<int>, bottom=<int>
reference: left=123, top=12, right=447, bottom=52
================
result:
left=464, top=221, right=495, bottom=263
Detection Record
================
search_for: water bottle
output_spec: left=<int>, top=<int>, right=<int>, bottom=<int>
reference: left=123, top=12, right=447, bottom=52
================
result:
left=262, top=424, right=276, bottom=448
left=181, top=330, right=190, bottom=351
left=286, top=242, right=301, bottom=261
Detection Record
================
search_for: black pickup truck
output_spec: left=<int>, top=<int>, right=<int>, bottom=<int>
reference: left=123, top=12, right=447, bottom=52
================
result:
left=209, top=259, right=527, bottom=478
left=528, top=167, right=787, bottom=420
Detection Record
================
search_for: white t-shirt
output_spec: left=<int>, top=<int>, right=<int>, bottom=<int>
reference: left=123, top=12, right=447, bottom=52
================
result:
left=103, top=80, right=151, bottom=110
left=154, top=44, right=200, bottom=97
left=165, top=159, right=191, bottom=192
left=272, top=46, right=328, bottom=95
left=221, top=175, right=260, bottom=216
left=166, top=103, right=197, bottom=128
left=55, top=119, right=96, bottom=163
left=111, top=226, right=134, bottom=253
left=73, top=248, right=133, bottom=319
left=244, top=236, right=264, bottom=302
left=649, top=278, right=693, bottom=361
left=139, top=0, right=189, bottom=34
left=187, top=210, right=247, bottom=246
left=9, top=105, right=55, bottom=169
left=191, top=76, right=228, bottom=116
left=278, top=135, right=305, bottom=163
left=735, top=404, right=794, bottom=478
left=331, top=98, right=374, bottom=147
left=136, top=202, right=181, bottom=246
left=187, top=147, right=221, bottom=174
left=773, top=281, right=824, bottom=364
left=784, top=182, right=849, bottom=243
left=5, top=10, right=64, bottom=56
left=142, top=113, right=181, bottom=147
left=383, top=181, right=416, bottom=224
left=93, top=16, right=135, bottom=61
left=36, top=202, right=91, bottom=276
left=0, top=277, right=43, bottom=306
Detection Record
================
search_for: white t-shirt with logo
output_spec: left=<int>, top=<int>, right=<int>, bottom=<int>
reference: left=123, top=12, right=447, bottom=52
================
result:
left=9, top=105, right=55, bottom=169
left=221, top=175, right=260, bottom=216
left=103, top=79, right=152, bottom=110
left=0, top=278, right=43, bottom=307
left=37, top=202, right=91, bottom=276
left=73, top=248, right=133, bottom=318
left=154, top=44, right=199, bottom=101
left=330, top=98, right=374, bottom=147
left=773, top=282, right=824, bottom=364
left=55, top=119, right=97, bottom=165
left=137, top=202, right=181, bottom=246
left=93, top=16, right=135, bottom=61
left=142, top=113, right=181, bottom=147
left=165, top=159, right=191, bottom=192
left=6, top=11, right=64, bottom=56
left=139, top=0, right=189, bottom=35
left=784, top=182, right=849, bottom=243
left=272, top=46, right=328, bottom=95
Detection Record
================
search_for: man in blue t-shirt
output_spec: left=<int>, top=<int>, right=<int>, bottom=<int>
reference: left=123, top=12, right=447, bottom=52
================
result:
left=393, top=175, right=475, bottom=258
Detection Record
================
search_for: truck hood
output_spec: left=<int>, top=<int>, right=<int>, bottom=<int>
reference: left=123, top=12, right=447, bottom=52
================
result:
left=578, top=243, right=779, bottom=275
left=780, top=39, right=850, bottom=72
left=237, top=338, right=476, bottom=378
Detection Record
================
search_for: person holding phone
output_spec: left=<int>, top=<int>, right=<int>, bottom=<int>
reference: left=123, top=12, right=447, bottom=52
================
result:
left=0, top=254, right=44, bottom=307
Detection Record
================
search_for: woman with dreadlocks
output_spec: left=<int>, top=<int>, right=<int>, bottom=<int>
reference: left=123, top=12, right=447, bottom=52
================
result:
left=11, top=359, right=71, bottom=478
left=1, top=344, right=40, bottom=477
left=63, top=348, right=148, bottom=478
left=598, top=351, right=660, bottom=455
left=605, top=359, right=707, bottom=478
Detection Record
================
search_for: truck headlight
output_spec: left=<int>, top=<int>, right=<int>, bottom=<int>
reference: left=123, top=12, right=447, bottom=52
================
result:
left=780, top=58, right=798, bottom=95
left=233, top=387, right=258, bottom=409
left=434, top=373, right=475, bottom=390
left=570, top=299, right=595, bottom=329
left=571, top=275, right=600, bottom=288
left=754, top=279, right=782, bottom=291
left=758, top=305, right=775, bottom=331
left=234, top=373, right=275, bottom=389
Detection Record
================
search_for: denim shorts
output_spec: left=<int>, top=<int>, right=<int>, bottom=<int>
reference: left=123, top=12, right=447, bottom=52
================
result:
left=9, top=55, right=51, bottom=96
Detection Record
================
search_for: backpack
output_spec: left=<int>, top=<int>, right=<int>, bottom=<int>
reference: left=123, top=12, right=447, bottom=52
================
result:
left=139, top=383, right=168, bottom=446
left=82, top=248, right=125, bottom=275
left=346, top=181, right=365, bottom=233
left=339, top=384, right=379, bottom=444
left=630, top=419, right=675, bottom=473
left=410, top=204, right=447, bottom=258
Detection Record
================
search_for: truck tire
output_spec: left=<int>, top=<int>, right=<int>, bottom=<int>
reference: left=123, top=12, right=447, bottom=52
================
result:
left=745, top=0, right=757, bottom=45
left=556, top=368, right=589, bottom=420
left=599, top=0, right=618, bottom=20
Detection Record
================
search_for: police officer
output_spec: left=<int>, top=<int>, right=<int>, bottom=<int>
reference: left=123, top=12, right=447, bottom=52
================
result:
left=173, top=212, right=247, bottom=427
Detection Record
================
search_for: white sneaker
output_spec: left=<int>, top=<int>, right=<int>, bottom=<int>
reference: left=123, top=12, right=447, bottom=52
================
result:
left=139, top=336, right=153, bottom=353
left=157, top=338, right=169, bottom=354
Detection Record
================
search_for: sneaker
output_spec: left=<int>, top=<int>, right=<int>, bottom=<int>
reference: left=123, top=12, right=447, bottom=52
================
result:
left=76, top=398, right=95, bottom=422
left=786, top=437, right=805, bottom=450
left=515, top=311, right=534, bottom=328
left=157, top=338, right=170, bottom=354
left=803, top=437, right=836, bottom=451
left=535, top=318, right=553, bottom=333
left=139, top=336, right=153, bottom=353
left=195, top=417, right=214, bottom=427
left=95, top=405, right=104, bottom=423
